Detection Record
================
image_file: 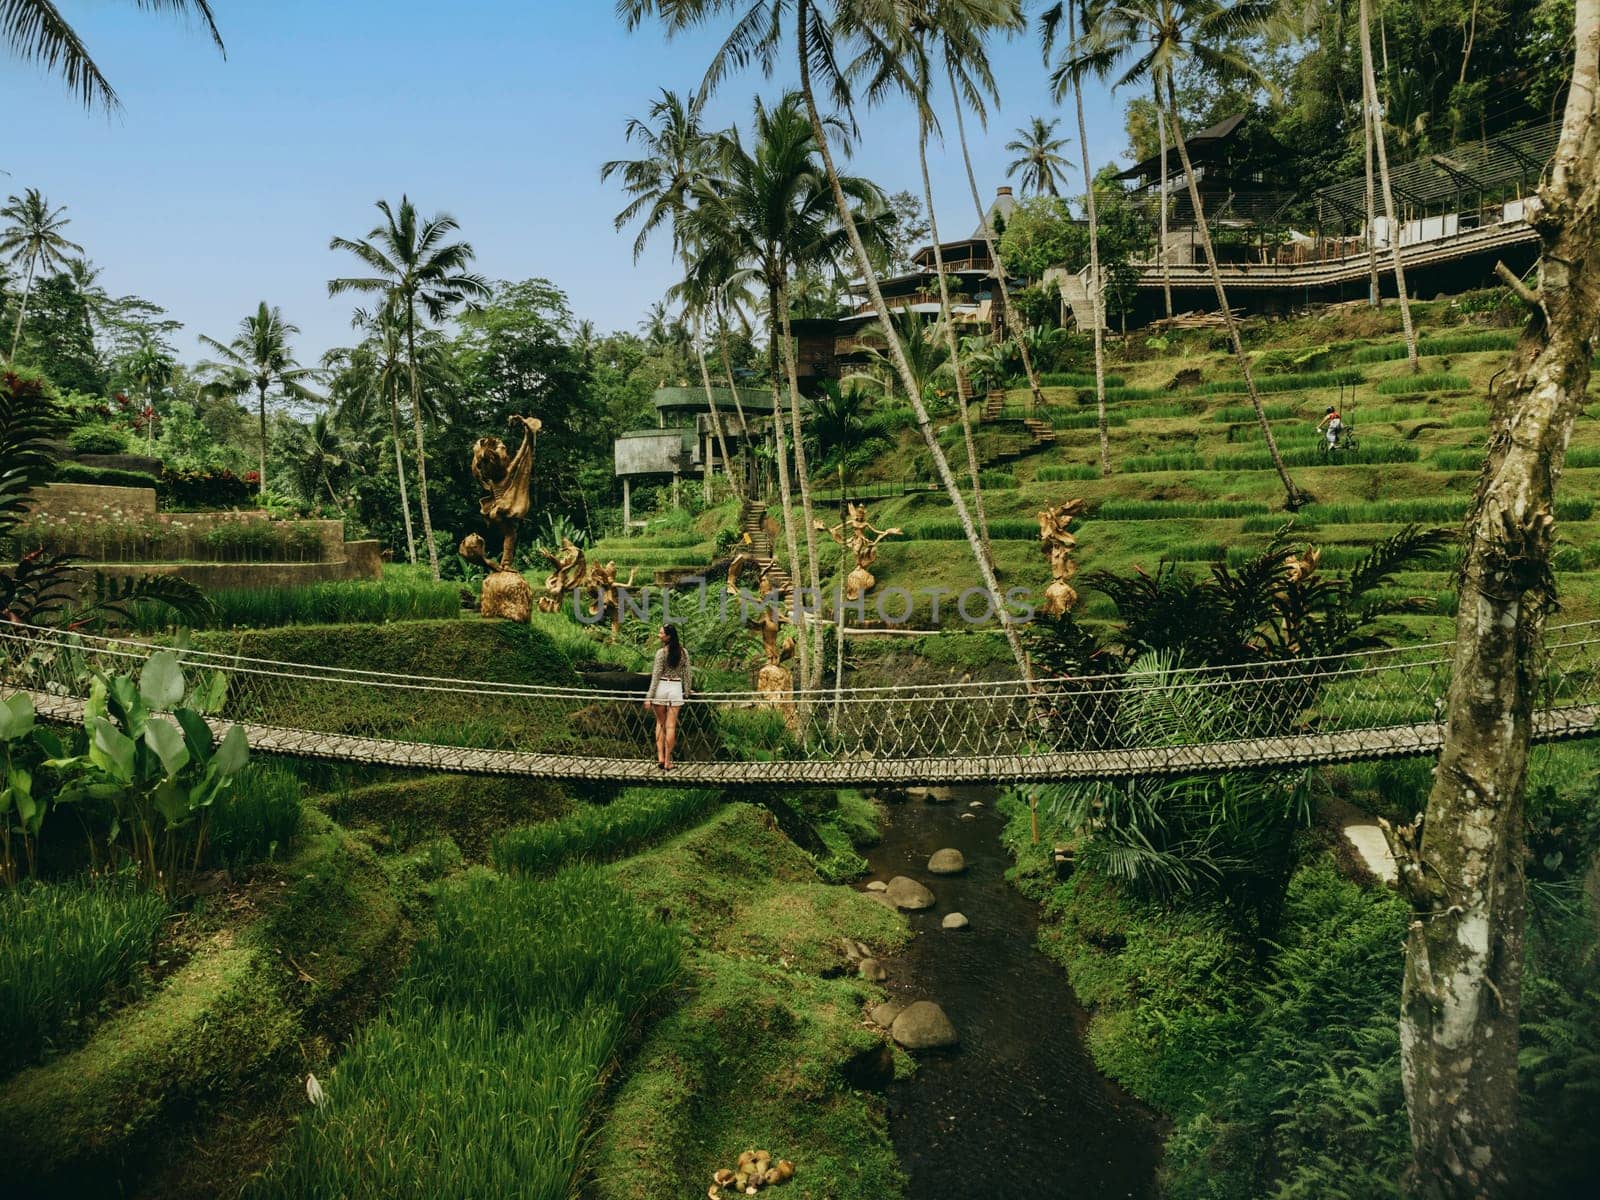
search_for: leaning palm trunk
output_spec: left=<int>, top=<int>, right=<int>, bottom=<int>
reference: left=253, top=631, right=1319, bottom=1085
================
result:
left=718, top=332, right=754, bottom=492
left=405, top=315, right=442, bottom=580
left=255, top=381, right=269, bottom=499
left=1361, top=0, right=1419, bottom=372
left=778, top=293, right=826, bottom=686
left=693, top=310, right=740, bottom=501
left=1165, top=85, right=1305, bottom=510
left=1156, top=100, right=1172, bottom=320
left=388, top=388, right=419, bottom=565
left=1389, top=7, right=1600, bottom=1194
left=1364, top=79, right=1382, bottom=308
left=1069, top=3, right=1111, bottom=476
left=8, top=257, right=37, bottom=359
left=946, top=58, right=1046, bottom=411
left=765, top=283, right=812, bottom=697
left=794, top=0, right=1032, bottom=684
left=918, top=103, right=993, bottom=550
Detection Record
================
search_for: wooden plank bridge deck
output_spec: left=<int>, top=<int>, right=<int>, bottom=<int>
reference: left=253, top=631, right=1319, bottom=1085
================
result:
left=13, top=688, right=1598, bottom=786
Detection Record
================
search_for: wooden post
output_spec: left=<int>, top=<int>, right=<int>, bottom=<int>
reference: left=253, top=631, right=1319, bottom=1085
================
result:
left=1030, top=789, right=1039, bottom=845
left=622, top=477, right=632, bottom=533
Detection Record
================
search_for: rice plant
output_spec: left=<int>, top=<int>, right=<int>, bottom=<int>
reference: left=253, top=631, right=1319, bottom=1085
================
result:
left=1210, top=403, right=1302, bottom=423
left=1198, top=369, right=1363, bottom=396
left=1242, top=514, right=1321, bottom=533
left=494, top=789, right=722, bottom=876
left=1448, top=410, right=1491, bottom=427
left=1037, top=371, right=1127, bottom=388
left=1118, top=400, right=1204, bottom=419
left=1304, top=498, right=1594, bottom=524
left=1050, top=411, right=1130, bottom=430
left=1093, top=500, right=1272, bottom=521
left=0, top=876, right=166, bottom=1074
left=1565, top=447, right=1600, bottom=468
left=897, top=518, right=1042, bottom=540
left=1350, top=330, right=1518, bottom=362
left=979, top=470, right=1017, bottom=489
left=1122, top=453, right=1206, bottom=473
left=1431, top=449, right=1485, bottom=471
left=1162, top=542, right=1227, bottom=562
left=1211, top=443, right=1421, bottom=470
left=1098, top=385, right=1173, bottom=402
left=1374, top=372, right=1470, bottom=395
left=257, top=866, right=681, bottom=1200
left=125, top=578, right=462, bottom=632
left=208, top=766, right=303, bottom=866
left=1036, top=465, right=1101, bottom=481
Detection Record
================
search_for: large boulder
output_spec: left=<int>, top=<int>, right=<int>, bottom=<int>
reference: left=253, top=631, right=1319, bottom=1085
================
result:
left=869, top=1001, right=904, bottom=1028
left=941, top=912, right=970, bottom=930
left=928, top=848, right=966, bottom=876
left=884, top=876, right=935, bottom=911
left=891, top=1001, right=959, bottom=1050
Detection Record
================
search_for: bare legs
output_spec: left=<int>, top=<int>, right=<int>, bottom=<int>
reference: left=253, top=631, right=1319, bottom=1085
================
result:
left=650, top=703, right=682, bottom=769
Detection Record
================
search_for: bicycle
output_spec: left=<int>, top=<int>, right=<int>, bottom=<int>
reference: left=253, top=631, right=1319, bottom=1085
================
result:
left=1321, top=423, right=1359, bottom=457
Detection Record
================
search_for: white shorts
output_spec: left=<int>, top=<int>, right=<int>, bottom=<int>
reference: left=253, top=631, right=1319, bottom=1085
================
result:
left=653, top=680, right=685, bottom=708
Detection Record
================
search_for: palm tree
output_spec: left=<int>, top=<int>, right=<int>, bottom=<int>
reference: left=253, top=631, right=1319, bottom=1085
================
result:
left=197, top=302, right=320, bottom=499
left=1041, top=1, right=1111, bottom=475
left=1056, top=0, right=1308, bottom=510
left=1, top=189, right=83, bottom=359
left=292, top=412, right=355, bottom=508
left=689, top=94, right=882, bottom=688
left=845, top=1, right=1000, bottom=553
left=604, top=88, right=741, bottom=499
left=2, top=0, right=222, bottom=111
left=125, top=337, right=174, bottom=451
left=622, top=0, right=1037, bottom=683
left=1005, top=116, right=1072, bottom=196
left=1358, top=0, right=1419, bottom=370
left=329, top=197, right=489, bottom=580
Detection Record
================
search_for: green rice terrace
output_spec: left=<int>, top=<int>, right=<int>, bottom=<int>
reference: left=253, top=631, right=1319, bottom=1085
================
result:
left=6, top=1, right=1600, bottom=1192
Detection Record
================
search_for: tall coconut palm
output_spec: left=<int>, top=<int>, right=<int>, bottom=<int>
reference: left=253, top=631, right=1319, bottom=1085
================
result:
left=622, top=0, right=1037, bottom=683
left=3, top=0, right=222, bottom=111
left=1359, top=0, right=1419, bottom=370
left=603, top=89, right=740, bottom=497
left=690, top=94, right=882, bottom=688
left=1040, top=0, right=1111, bottom=475
left=1, top=189, right=82, bottom=359
left=197, top=302, right=320, bottom=500
left=1005, top=115, right=1072, bottom=197
left=1056, top=0, right=1308, bottom=510
left=845, top=0, right=1008, bottom=552
left=329, top=197, right=489, bottom=580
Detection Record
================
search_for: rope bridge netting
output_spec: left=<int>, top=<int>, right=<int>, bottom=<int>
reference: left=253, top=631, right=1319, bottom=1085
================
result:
left=2, top=621, right=1598, bottom=785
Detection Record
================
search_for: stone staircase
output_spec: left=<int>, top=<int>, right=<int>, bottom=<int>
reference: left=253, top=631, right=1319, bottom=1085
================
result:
left=1022, top=418, right=1058, bottom=448
left=1045, top=264, right=1101, bottom=331
left=736, top=498, right=792, bottom=592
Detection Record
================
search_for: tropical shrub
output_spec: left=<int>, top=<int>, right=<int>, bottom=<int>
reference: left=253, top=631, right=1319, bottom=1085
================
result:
left=66, top=425, right=132, bottom=454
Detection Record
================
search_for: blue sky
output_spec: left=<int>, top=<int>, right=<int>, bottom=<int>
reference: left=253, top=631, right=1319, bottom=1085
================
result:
left=1, top=2, right=1128, bottom=363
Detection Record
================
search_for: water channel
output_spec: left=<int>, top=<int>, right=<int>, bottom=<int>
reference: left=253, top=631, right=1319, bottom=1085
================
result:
left=862, top=787, right=1162, bottom=1198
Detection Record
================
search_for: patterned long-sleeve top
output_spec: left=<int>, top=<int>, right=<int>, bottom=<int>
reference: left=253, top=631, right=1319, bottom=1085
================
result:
left=646, top=646, right=692, bottom=701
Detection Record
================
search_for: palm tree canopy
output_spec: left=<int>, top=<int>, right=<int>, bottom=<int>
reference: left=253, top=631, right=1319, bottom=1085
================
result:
left=3, top=0, right=223, bottom=111
left=601, top=87, right=712, bottom=262
left=1005, top=115, right=1072, bottom=195
left=1045, top=0, right=1275, bottom=101
left=328, top=196, right=491, bottom=322
left=197, top=301, right=321, bottom=404
left=0, top=189, right=83, bottom=274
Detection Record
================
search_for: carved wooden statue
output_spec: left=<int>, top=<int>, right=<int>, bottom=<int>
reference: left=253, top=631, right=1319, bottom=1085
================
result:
left=470, top=415, right=543, bottom=570
left=1038, top=499, right=1087, bottom=618
left=816, top=502, right=902, bottom=602
left=585, top=559, right=638, bottom=635
left=536, top=536, right=587, bottom=614
left=459, top=533, right=533, bottom=623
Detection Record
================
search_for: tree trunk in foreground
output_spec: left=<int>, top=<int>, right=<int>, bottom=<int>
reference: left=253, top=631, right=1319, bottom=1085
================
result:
left=778, top=293, right=825, bottom=687
left=389, top=388, right=419, bottom=564
left=795, top=0, right=1033, bottom=684
left=947, top=57, right=1047, bottom=411
left=1165, top=88, right=1306, bottom=510
left=1364, top=73, right=1383, bottom=308
left=1068, top=2, right=1111, bottom=477
left=9, top=257, right=36, bottom=359
left=1361, top=0, right=1420, bottom=372
left=693, top=309, right=740, bottom=501
left=766, top=281, right=812, bottom=698
left=1391, top=6, right=1600, bottom=1194
left=406, top=315, right=442, bottom=580
left=256, top=380, right=269, bottom=501
left=918, top=102, right=993, bottom=551
left=1157, top=99, right=1172, bottom=320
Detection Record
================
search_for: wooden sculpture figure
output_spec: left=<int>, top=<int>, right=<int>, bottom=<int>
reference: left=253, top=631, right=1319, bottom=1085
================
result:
left=471, top=414, right=543, bottom=570
left=536, top=536, right=587, bottom=614
left=746, top=559, right=796, bottom=723
left=586, top=559, right=638, bottom=636
left=459, top=533, right=533, bottom=623
left=1039, top=499, right=1088, bottom=618
left=815, top=502, right=902, bottom=602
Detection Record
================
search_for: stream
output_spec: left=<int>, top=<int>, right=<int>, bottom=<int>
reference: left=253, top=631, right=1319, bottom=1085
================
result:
left=862, top=787, right=1161, bottom=1199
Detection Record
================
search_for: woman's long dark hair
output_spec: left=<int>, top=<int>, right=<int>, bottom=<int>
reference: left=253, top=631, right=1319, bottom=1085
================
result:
left=663, top=624, right=682, bottom=669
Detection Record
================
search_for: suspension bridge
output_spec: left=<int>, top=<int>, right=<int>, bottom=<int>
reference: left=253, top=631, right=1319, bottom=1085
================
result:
left=3, top=621, right=1598, bottom=786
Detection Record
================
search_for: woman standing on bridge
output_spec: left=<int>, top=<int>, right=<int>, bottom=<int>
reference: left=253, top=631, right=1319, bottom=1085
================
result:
left=645, top=625, right=691, bottom=770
